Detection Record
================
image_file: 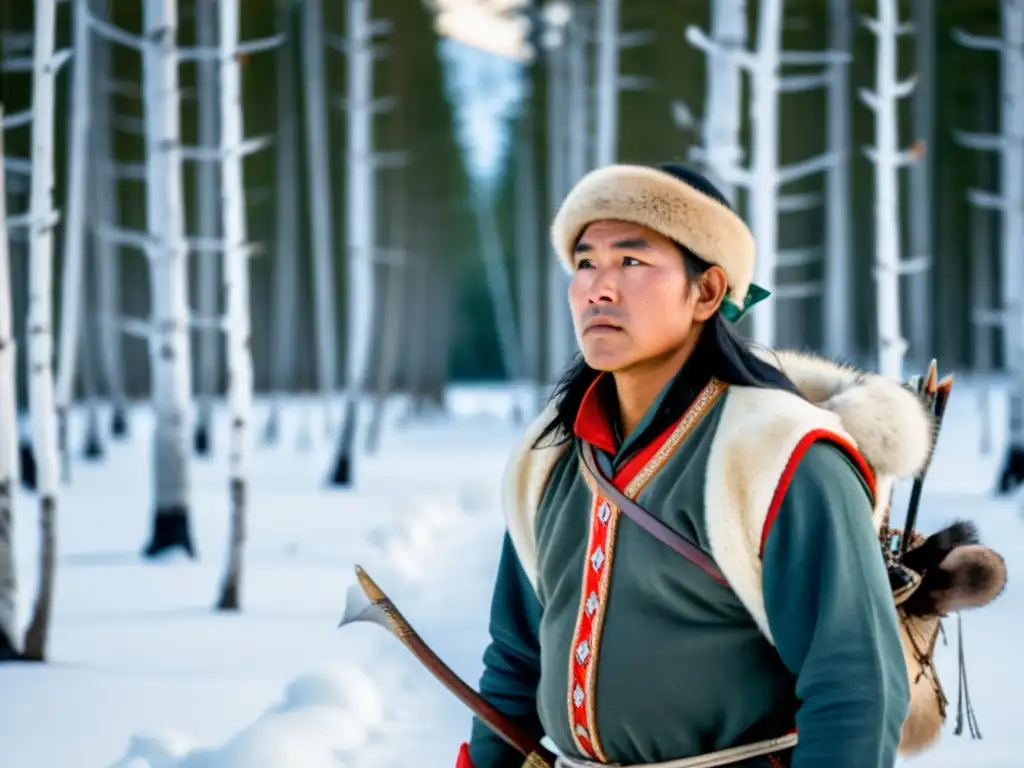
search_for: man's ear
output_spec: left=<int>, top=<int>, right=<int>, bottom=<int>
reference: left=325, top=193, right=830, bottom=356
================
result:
left=691, top=265, right=729, bottom=322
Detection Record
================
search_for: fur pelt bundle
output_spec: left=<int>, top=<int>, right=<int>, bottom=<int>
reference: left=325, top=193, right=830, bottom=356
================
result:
left=898, top=520, right=1007, bottom=619
left=768, top=350, right=1008, bottom=755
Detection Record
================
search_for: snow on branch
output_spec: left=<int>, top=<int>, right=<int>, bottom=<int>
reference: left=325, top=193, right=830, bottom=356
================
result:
left=86, top=12, right=147, bottom=51
left=859, top=15, right=914, bottom=37
left=954, top=130, right=1007, bottom=153
left=952, top=27, right=1005, bottom=52
left=618, top=29, right=655, bottom=48
left=3, top=157, right=32, bottom=175
left=779, top=71, right=831, bottom=92
left=778, top=150, right=838, bottom=186
left=180, top=135, right=273, bottom=162
left=5, top=209, right=61, bottom=233
left=779, top=49, right=850, bottom=65
left=967, top=188, right=1006, bottom=210
left=778, top=191, right=823, bottom=211
left=332, top=94, right=399, bottom=114
left=178, top=33, right=286, bottom=61
left=0, top=109, right=33, bottom=130
left=0, top=48, right=71, bottom=74
left=776, top=246, right=821, bottom=269
left=95, top=224, right=159, bottom=254
left=684, top=25, right=757, bottom=71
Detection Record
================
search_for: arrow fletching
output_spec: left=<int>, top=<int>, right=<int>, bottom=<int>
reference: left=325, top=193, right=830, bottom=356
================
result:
left=337, top=578, right=392, bottom=631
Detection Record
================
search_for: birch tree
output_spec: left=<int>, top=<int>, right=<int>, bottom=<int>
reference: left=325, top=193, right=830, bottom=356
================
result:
left=955, top=1, right=1024, bottom=493
left=89, top=0, right=129, bottom=439
left=54, top=0, right=94, bottom=481
left=0, top=107, right=20, bottom=662
left=907, top=0, right=935, bottom=360
left=687, top=0, right=845, bottom=348
left=193, top=0, right=221, bottom=457
left=141, top=0, right=196, bottom=559
left=691, top=0, right=746, bottom=208
left=366, top=9, right=410, bottom=452
left=593, top=0, right=619, bottom=168
left=824, top=0, right=853, bottom=359
left=22, top=0, right=63, bottom=662
left=263, top=0, right=300, bottom=446
left=741, top=0, right=781, bottom=347
left=687, top=1, right=782, bottom=346
left=859, top=0, right=917, bottom=381
left=540, top=2, right=574, bottom=383
left=1, top=36, right=46, bottom=496
left=328, top=0, right=389, bottom=485
left=215, top=0, right=255, bottom=611
left=301, top=0, right=338, bottom=436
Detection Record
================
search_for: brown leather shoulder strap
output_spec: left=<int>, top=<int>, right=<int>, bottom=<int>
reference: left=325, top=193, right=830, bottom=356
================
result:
left=578, top=441, right=729, bottom=588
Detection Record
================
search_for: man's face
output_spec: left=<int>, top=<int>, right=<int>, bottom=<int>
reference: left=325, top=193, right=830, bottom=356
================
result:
left=568, top=219, right=700, bottom=373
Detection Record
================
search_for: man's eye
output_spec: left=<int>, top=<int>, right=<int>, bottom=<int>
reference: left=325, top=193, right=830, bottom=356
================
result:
left=575, top=258, right=594, bottom=270
left=622, top=256, right=642, bottom=266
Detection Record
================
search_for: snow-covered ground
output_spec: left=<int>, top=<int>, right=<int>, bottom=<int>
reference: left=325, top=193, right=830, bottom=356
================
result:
left=0, top=379, right=1020, bottom=768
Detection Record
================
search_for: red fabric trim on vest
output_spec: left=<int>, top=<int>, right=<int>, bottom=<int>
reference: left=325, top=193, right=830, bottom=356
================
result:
left=759, top=430, right=877, bottom=558
left=455, top=742, right=474, bottom=768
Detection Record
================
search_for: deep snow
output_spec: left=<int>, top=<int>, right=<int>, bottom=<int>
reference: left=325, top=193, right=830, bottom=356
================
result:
left=0, top=379, right=1020, bottom=767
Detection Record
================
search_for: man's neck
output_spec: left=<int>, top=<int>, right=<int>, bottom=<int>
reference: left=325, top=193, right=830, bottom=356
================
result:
left=612, top=330, right=703, bottom=439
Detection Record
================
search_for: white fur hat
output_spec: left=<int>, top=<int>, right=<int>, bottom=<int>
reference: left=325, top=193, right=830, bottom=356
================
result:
left=550, top=163, right=756, bottom=307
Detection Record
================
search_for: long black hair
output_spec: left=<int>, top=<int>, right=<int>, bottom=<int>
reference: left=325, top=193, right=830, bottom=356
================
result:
left=534, top=163, right=802, bottom=448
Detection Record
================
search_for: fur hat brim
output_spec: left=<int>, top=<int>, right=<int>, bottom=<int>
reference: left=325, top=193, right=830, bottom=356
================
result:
left=550, top=164, right=756, bottom=305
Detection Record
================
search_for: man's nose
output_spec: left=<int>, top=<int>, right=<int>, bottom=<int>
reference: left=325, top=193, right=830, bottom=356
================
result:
left=587, top=267, right=619, bottom=304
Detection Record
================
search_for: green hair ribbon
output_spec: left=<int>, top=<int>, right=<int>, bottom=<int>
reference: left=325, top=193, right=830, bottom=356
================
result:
left=721, top=282, right=771, bottom=322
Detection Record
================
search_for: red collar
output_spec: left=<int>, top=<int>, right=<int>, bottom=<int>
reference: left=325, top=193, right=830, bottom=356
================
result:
left=573, top=373, right=618, bottom=455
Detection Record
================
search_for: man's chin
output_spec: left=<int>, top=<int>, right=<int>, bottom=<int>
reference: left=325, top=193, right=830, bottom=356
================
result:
left=580, top=348, right=634, bottom=373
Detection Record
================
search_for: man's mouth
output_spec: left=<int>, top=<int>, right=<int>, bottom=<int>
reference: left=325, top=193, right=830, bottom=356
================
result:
left=584, top=322, right=623, bottom=334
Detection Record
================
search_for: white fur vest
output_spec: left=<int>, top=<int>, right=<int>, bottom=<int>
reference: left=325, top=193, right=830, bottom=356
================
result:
left=501, top=350, right=934, bottom=645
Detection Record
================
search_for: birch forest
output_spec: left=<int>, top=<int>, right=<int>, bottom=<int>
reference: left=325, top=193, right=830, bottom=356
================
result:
left=0, top=3, right=1021, bottom=759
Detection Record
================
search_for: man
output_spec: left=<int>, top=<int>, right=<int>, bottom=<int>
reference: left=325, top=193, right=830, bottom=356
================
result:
left=455, top=163, right=936, bottom=768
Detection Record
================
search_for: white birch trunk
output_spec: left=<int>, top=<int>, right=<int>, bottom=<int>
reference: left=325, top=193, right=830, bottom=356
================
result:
left=543, top=20, right=573, bottom=383
left=22, top=0, right=61, bottom=661
left=142, top=0, right=196, bottom=559
left=90, top=0, right=128, bottom=438
left=861, top=0, right=911, bottom=380
left=0, top=107, right=20, bottom=661
left=366, top=17, right=408, bottom=451
left=954, top=1, right=1024, bottom=488
left=566, top=8, right=589, bottom=185
left=515, top=108, right=542, bottom=416
left=1000, top=1, right=1024, bottom=466
left=301, top=0, right=338, bottom=434
left=907, top=0, right=934, bottom=362
left=329, top=0, right=377, bottom=485
left=54, top=0, right=93, bottom=480
left=705, top=0, right=746, bottom=207
left=264, top=0, right=300, bottom=445
left=193, top=0, right=221, bottom=456
left=824, top=0, right=853, bottom=359
left=78, top=254, right=103, bottom=460
left=748, top=0, right=783, bottom=347
left=215, top=0, right=253, bottom=610
left=970, top=72, right=996, bottom=455
left=593, top=0, right=619, bottom=168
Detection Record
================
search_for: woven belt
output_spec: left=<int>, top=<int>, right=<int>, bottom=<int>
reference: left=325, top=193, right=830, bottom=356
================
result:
left=553, top=733, right=798, bottom=768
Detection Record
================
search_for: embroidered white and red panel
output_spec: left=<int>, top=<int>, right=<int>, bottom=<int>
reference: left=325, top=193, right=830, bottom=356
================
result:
left=565, top=380, right=726, bottom=761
